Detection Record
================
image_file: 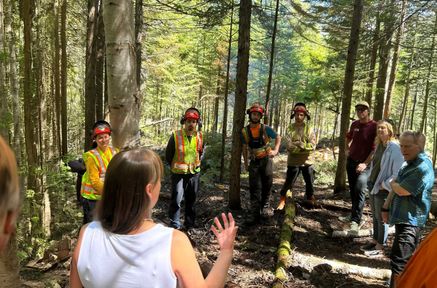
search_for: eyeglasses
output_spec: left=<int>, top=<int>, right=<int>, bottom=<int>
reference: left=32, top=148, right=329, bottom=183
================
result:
left=356, top=107, right=367, bottom=112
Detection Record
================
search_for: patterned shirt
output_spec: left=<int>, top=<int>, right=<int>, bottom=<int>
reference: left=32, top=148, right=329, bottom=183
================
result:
left=389, top=152, right=434, bottom=227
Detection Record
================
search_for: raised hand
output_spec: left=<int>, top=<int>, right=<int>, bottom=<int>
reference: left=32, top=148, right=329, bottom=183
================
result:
left=211, top=213, right=238, bottom=252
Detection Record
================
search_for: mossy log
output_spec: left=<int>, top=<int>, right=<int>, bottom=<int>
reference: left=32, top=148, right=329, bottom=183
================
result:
left=273, top=190, right=296, bottom=288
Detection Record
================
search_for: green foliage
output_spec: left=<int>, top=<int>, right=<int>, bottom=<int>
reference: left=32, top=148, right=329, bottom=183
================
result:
left=313, top=158, right=337, bottom=187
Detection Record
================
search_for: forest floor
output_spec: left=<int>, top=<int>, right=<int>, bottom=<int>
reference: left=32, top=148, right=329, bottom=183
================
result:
left=20, top=149, right=437, bottom=288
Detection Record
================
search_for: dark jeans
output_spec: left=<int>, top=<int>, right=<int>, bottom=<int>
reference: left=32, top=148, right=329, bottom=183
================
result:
left=346, top=157, right=369, bottom=224
left=249, top=157, right=273, bottom=217
left=390, top=224, right=421, bottom=286
left=280, top=165, right=314, bottom=199
left=82, top=198, right=97, bottom=224
left=168, top=173, right=200, bottom=229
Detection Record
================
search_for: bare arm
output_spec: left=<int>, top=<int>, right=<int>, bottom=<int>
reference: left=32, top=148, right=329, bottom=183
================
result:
left=172, top=213, right=238, bottom=288
left=269, top=135, right=281, bottom=157
left=357, top=150, right=375, bottom=173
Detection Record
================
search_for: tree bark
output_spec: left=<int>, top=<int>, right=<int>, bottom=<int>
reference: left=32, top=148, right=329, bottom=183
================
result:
left=374, top=0, right=395, bottom=121
left=60, top=0, right=67, bottom=155
left=5, top=0, right=20, bottom=162
left=95, top=0, right=105, bottom=121
left=212, top=66, right=221, bottom=134
left=264, top=0, right=279, bottom=125
left=135, top=0, right=143, bottom=92
left=228, top=0, right=252, bottom=209
left=220, top=3, right=234, bottom=182
left=103, top=0, right=141, bottom=149
left=0, top=0, right=8, bottom=139
left=398, top=33, right=416, bottom=133
left=384, top=0, right=407, bottom=119
left=419, top=12, right=436, bottom=133
left=21, top=0, right=39, bottom=191
left=364, top=9, right=381, bottom=108
left=84, top=0, right=98, bottom=150
left=54, top=0, right=61, bottom=156
left=334, top=0, right=363, bottom=194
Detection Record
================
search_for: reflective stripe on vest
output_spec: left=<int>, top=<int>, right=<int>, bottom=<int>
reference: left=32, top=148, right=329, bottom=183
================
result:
left=171, top=130, right=202, bottom=174
left=80, top=147, right=116, bottom=200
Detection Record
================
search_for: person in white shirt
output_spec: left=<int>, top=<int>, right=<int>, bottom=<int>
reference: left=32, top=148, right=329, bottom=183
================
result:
left=70, top=148, right=238, bottom=288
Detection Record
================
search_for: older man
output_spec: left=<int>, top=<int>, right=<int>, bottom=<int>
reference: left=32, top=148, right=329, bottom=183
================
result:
left=0, top=136, right=20, bottom=252
left=381, top=131, right=434, bottom=287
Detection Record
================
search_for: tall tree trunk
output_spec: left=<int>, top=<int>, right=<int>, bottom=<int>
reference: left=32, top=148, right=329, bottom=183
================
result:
left=84, top=0, right=98, bottom=150
left=228, top=0, right=252, bottom=209
left=103, top=0, right=140, bottom=149
left=220, top=3, right=234, bottom=182
left=60, top=0, right=67, bottom=155
left=374, top=0, right=395, bottom=121
left=0, top=0, right=8, bottom=139
left=21, top=0, right=38, bottom=191
left=384, top=0, right=407, bottom=118
left=95, top=0, right=104, bottom=120
left=5, top=0, right=20, bottom=162
left=409, top=80, right=419, bottom=130
left=213, top=66, right=221, bottom=134
left=398, top=32, right=416, bottom=133
left=365, top=9, right=381, bottom=108
left=54, top=0, right=61, bottom=156
left=135, top=0, right=143, bottom=91
left=334, top=0, right=363, bottom=194
left=419, top=12, right=437, bottom=133
left=263, top=0, right=279, bottom=125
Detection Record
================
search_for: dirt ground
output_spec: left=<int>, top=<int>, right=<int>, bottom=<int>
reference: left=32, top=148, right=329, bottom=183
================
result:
left=20, top=152, right=437, bottom=287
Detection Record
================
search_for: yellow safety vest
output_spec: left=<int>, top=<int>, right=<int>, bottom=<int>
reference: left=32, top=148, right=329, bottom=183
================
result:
left=80, top=146, right=117, bottom=200
left=287, top=123, right=314, bottom=154
left=171, top=129, right=203, bottom=174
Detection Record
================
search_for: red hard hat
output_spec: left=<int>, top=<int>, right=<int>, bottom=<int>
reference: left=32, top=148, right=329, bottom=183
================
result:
left=185, top=110, right=200, bottom=121
left=93, top=125, right=111, bottom=138
left=247, top=103, right=264, bottom=116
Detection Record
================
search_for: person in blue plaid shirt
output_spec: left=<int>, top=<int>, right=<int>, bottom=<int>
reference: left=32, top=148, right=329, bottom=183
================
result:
left=381, top=130, right=434, bottom=287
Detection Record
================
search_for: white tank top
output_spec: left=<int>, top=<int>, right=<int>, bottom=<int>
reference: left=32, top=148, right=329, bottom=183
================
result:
left=77, top=221, right=177, bottom=288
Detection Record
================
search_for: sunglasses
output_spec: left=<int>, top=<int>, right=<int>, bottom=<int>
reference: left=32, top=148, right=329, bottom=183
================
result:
left=356, top=107, right=367, bottom=112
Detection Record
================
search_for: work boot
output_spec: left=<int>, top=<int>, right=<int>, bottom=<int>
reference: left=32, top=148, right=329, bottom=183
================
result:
left=305, top=195, right=317, bottom=206
left=276, top=196, right=286, bottom=210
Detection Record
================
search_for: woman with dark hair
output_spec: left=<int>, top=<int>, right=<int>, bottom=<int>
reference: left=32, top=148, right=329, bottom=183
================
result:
left=80, top=120, right=117, bottom=224
left=70, top=148, right=238, bottom=288
left=361, top=120, right=403, bottom=256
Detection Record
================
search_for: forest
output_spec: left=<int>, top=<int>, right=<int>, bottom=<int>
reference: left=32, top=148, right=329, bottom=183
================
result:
left=0, top=0, right=436, bottom=287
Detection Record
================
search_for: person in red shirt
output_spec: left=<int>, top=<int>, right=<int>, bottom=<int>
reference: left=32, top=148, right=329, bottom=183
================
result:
left=339, top=101, right=377, bottom=233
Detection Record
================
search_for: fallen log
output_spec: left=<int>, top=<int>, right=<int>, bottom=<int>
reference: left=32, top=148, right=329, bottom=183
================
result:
left=273, top=190, right=296, bottom=288
left=288, top=251, right=391, bottom=280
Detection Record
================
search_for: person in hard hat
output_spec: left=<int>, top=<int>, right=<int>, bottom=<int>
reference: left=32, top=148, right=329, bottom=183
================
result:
left=241, top=103, right=281, bottom=225
left=166, top=108, right=204, bottom=230
left=70, top=148, right=238, bottom=288
left=80, top=120, right=118, bottom=224
left=277, top=102, right=316, bottom=210
left=0, top=136, right=20, bottom=252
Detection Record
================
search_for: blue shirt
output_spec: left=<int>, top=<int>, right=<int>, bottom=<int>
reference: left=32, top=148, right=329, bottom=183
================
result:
left=241, top=124, right=277, bottom=146
left=389, top=152, right=434, bottom=227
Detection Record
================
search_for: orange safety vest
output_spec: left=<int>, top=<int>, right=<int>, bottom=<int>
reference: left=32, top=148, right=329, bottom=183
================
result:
left=171, top=129, right=203, bottom=174
left=80, top=146, right=117, bottom=200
